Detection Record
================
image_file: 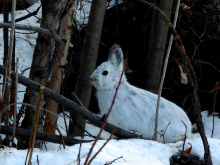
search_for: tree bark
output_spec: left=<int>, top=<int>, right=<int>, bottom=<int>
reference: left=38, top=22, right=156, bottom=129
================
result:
left=145, top=0, right=173, bottom=93
left=21, top=0, right=71, bottom=147
left=44, top=0, right=77, bottom=134
left=0, top=64, right=143, bottom=139
left=2, top=1, right=10, bottom=146
left=69, top=0, right=108, bottom=136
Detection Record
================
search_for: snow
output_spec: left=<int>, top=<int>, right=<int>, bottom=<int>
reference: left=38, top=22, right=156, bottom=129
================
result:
left=1, top=112, right=220, bottom=165
left=0, top=140, right=178, bottom=165
left=1, top=1, right=220, bottom=165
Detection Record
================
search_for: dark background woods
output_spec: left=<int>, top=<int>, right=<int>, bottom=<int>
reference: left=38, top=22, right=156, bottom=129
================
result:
left=85, top=1, right=220, bottom=123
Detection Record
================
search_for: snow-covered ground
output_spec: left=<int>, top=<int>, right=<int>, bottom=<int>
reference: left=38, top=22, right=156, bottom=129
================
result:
left=1, top=1, right=220, bottom=165
left=1, top=111, right=220, bottom=165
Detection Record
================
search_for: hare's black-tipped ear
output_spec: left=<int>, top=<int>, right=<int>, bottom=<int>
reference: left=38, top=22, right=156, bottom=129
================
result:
left=108, top=43, right=123, bottom=67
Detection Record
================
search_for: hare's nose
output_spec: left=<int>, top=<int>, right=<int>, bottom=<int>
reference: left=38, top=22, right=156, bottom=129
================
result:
left=90, top=77, right=94, bottom=81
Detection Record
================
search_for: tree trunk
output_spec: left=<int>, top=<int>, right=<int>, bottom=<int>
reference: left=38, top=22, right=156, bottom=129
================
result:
left=69, top=0, right=108, bottom=136
left=21, top=0, right=71, bottom=147
left=145, top=0, right=173, bottom=93
left=2, top=1, right=10, bottom=146
left=44, top=0, right=78, bottom=134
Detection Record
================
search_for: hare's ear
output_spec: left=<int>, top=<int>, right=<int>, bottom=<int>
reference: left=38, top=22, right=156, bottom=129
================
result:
left=108, top=43, right=123, bottom=67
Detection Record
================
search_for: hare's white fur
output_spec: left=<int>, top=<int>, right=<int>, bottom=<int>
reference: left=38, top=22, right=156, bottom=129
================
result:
left=90, top=44, right=191, bottom=143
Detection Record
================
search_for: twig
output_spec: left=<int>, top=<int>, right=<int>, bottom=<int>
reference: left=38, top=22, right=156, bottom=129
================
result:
left=8, top=0, right=16, bottom=66
left=211, top=82, right=218, bottom=138
left=36, top=155, right=39, bottom=165
left=77, top=135, right=83, bottom=165
left=104, top=156, right=125, bottom=165
left=0, top=23, right=62, bottom=44
left=2, top=59, right=9, bottom=103
left=182, top=1, right=220, bottom=41
left=12, top=57, right=18, bottom=145
left=181, top=121, right=187, bottom=159
left=45, top=122, right=66, bottom=149
left=70, top=119, right=100, bottom=139
left=61, top=106, right=69, bottom=137
left=1, top=102, right=67, bottom=123
left=16, top=136, right=25, bottom=149
left=9, top=6, right=41, bottom=23
left=197, top=60, right=220, bottom=73
left=154, top=0, right=180, bottom=141
left=54, top=123, right=66, bottom=149
left=162, top=122, right=170, bottom=144
left=25, top=86, right=44, bottom=165
left=87, top=129, right=116, bottom=165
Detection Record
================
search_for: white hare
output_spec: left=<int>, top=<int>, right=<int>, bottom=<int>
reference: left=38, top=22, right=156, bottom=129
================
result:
left=90, top=44, right=191, bottom=143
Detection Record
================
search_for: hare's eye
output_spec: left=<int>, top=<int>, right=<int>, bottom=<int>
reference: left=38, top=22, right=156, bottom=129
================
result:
left=102, top=70, right=108, bottom=76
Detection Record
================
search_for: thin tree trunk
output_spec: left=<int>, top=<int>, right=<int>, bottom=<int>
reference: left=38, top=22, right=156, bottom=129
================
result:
left=4, top=0, right=16, bottom=147
left=69, top=0, right=108, bottom=136
left=44, top=0, right=78, bottom=134
left=21, top=0, right=70, bottom=148
left=2, top=0, right=9, bottom=146
left=145, top=0, right=173, bottom=93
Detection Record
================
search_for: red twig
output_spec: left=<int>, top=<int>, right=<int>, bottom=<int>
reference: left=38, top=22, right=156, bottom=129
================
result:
left=77, top=135, right=83, bottom=165
left=211, top=82, right=218, bottom=138
left=87, top=129, right=116, bottom=165
left=36, top=155, right=39, bottom=165
left=84, top=57, right=127, bottom=165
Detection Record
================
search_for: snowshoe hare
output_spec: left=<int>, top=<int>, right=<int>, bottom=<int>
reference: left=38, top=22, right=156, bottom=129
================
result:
left=90, top=44, right=191, bottom=143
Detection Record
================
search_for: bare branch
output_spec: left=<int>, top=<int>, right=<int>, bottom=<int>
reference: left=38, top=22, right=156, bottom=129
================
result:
left=0, top=23, right=62, bottom=43
left=0, top=125, right=92, bottom=146
left=211, top=82, right=218, bottom=138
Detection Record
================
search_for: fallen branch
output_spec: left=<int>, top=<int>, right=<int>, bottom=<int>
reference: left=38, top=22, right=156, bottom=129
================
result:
left=0, top=125, right=92, bottom=146
left=0, top=64, right=143, bottom=139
